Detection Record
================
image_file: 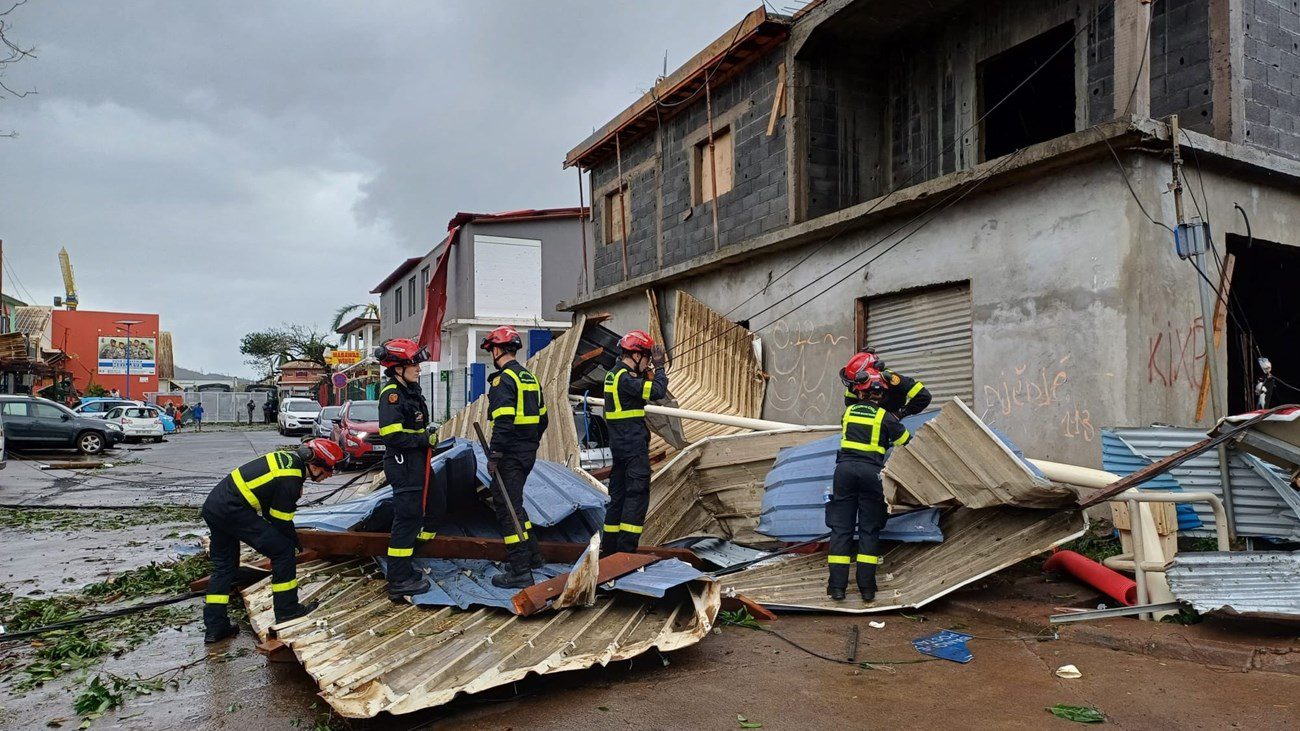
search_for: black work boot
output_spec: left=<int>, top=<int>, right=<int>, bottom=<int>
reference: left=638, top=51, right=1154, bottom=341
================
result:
left=491, top=566, right=534, bottom=589
left=827, top=584, right=847, bottom=601
left=204, top=622, right=239, bottom=644
left=827, top=562, right=850, bottom=601
left=858, top=564, right=878, bottom=603
left=525, top=535, right=546, bottom=570
left=387, top=576, right=431, bottom=599
left=274, top=600, right=319, bottom=624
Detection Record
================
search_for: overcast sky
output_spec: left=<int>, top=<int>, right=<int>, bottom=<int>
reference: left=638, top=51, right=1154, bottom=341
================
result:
left=0, top=0, right=759, bottom=376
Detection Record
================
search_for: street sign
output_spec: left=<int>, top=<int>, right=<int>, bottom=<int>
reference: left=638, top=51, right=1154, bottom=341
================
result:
left=331, top=373, right=347, bottom=388
left=329, top=350, right=362, bottom=365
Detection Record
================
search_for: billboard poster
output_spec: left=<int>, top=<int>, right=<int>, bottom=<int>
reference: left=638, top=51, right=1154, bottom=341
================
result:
left=97, top=336, right=157, bottom=375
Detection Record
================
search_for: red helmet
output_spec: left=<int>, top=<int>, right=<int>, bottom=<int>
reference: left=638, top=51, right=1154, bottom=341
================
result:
left=480, top=326, right=523, bottom=353
left=856, top=347, right=884, bottom=371
left=374, top=338, right=429, bottom=368
left=297, top=438, right=345, bottom=470
left=840, top=352, right=876, bottom=389
left=618, top=330, right=655, bottom=355
left=856, top=369, right=889, bottom=395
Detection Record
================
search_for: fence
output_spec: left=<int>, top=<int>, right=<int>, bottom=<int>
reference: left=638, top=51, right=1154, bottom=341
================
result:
left=145, top=391, right=274, bottom=424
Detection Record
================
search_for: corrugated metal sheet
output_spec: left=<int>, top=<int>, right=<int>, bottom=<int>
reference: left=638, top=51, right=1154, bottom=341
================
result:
left=1108, top=427, right=1300, bottom=541
left=1099, top=430, right=1203, bottom=531
left=437, top=315, right=589, bottom=469
left=883, top=399, right=1076, bottom=509
left=12, top=306, right=52, bottom=343
left=391, top=557, right=570, bottom=611
left=242, top=559, right=720, bottom=718
left=726, top=506, right=1087, bottom=613
left=644, top=428, right=834, bottom=547
left=865, top=284, right=973, bottom=404
left=663, top=536, right=768, bottom=568
left=608, top=559, right=706, bottom=598
left=1167, top=551, right=1300, bottom=617
left=647, top=290, right=767, bottom=454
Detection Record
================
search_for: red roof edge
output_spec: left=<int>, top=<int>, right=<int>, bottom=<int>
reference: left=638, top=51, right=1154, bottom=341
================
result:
left=446, top=207, right=589, bottom=231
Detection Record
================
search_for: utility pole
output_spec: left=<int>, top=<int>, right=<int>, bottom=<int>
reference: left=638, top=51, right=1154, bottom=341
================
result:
left=1171, top=115, right=1236, bottom=539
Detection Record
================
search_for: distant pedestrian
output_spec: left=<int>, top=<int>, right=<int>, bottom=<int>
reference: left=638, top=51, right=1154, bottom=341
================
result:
left=110, top=388, right=121, bottom=398
left=174, top=404, right=186, bottom=432
left=246, top=398, right=255, bottom=424
left=165, top=402, right=176, bottom=420
left=193, top=403, right=205, bottom=432
left=262, top=400, right=273, bottom=424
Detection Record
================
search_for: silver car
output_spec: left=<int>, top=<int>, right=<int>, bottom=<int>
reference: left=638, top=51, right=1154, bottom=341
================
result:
left=313, top=406, right=341, bottom=438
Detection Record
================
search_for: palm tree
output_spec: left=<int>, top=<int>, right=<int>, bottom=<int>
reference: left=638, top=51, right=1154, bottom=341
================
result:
left=331, top=302, right=380, bottom=333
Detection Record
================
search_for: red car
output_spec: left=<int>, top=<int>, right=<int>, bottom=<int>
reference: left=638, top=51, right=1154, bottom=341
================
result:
left=330, top=399, right=383, bottom=467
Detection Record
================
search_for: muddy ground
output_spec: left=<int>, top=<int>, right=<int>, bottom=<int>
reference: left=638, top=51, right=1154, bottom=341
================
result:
left=1, top=431, right=1297, bottom=730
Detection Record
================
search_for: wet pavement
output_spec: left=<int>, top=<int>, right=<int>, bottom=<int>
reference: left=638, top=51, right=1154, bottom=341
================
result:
left=1, top=431, right=1297, bottom=730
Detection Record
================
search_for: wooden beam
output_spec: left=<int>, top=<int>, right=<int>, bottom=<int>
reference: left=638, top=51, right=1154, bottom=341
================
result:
left=512, top=553, right=658, bottom=616
left=721, top=593, right=778, bottom=622
left=1196, top=252, right=1236, bottom=421
left=767, top=62, right=787, bottom=137
left=295, top=530, right=702, bottom=567
left=255, top=638, right=299, bottom=664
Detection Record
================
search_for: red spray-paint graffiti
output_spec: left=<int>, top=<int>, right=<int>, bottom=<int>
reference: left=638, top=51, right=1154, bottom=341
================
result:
left=1147, top=317, right=1205, bottom=390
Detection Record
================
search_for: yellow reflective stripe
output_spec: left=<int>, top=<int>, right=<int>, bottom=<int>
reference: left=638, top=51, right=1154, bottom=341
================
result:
left=603, top=524, right=621, bottom=533
left=504, top=533, right=526, bottom=545
left=896, top=429, right=911, bottom=446
left=379, top=423, right=423, bottom=435
left=271, top=579, right=298, bottom=592
left=205, top=594, right=230, bottom=604
left=841, top=406, right=888, bottom=454
left=827, top=555, right=851, bottom=565
left=856, top=554, right=881, bottom=565
left=388, top=546, right=414, bottom=557
left=618, top=523, right=643, bottom=534
left=604, top=369, right=645, bottom=420
left=502, top=369, right=544, bottom=425
left=490, top=406, right=515, bottom=419
left=416, top=531, right=436, bottom=541
left=906, top=381, right=925, bottom=400
left=268, top=508, right=295, bottom=521
left=641, top=379, right=653, bottom=400
left=231, top=470, right=262, bottom=512
left=380, top=383, right=397, bottom=394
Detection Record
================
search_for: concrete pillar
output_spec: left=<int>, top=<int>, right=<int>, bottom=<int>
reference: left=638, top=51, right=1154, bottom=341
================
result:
left=1113, top=0, right=1153, bottom=119
left=1209, top=0, right=1245, bottom=143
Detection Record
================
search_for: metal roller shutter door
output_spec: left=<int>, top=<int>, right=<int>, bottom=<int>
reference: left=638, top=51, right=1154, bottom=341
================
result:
left=865, top=284, right=973, bottom=404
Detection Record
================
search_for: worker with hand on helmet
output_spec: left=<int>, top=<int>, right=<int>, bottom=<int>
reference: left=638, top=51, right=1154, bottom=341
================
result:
left=843, top=348, right=932, bottom=418
left=602, top=330, right=668, bottom=555
left=827, top=355, right=912, bottom=603
left=201, top=438, right=343, bottom=644
left=481, top=326, right=549, bottom=588
left=374, top=338, right=437, bottom=600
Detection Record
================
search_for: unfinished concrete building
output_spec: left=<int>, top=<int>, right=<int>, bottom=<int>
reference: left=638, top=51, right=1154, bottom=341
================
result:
left=561, top=0, right=1300, bottom=466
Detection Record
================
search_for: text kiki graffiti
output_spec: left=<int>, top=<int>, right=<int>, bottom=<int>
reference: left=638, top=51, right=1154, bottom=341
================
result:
left=983, top=355, right=1094, bottom=442
left=1147, top=316, right=1205, bottom=390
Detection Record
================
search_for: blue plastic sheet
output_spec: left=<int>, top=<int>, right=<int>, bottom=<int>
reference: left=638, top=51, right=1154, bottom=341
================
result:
left=912, top=630, right=974, bottom=663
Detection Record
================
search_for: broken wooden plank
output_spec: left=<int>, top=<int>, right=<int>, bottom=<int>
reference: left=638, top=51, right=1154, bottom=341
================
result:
left=721, top=593, right=777, bottom=622
left=766, top=62, right=786, bottom=136
left=255, top=638, right=299, bottom=664
left=1195, top=252, right=1235, bottom=421
left=295, top=530, right=702, bottom=567
left=513, top=553, right=659, bottom=616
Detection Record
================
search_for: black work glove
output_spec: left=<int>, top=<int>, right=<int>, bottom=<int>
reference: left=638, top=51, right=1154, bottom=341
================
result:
left=487, top=453, right=500, bottom=479
left=650, top=344, right=667, bottom=368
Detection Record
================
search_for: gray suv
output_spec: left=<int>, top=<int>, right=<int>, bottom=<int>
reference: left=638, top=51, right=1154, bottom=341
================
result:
left=0, top=395, right=125, bottom=455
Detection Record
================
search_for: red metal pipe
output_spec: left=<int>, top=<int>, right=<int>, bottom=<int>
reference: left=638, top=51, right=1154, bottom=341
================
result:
left=1043, top=549, right=1137, bottom=606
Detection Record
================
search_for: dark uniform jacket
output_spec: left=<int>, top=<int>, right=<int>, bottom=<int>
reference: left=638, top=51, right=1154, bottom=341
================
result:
left=837, top=400, right=911, bottom=468
left=488, top=360, right=549, bottom=455
left=603, top=364, right=669, bottom=442
left=209, top=451, right=306, bottom=543
left=378, top=377, right=430, bottom=489
left=843, top=369, right=932, bottom=417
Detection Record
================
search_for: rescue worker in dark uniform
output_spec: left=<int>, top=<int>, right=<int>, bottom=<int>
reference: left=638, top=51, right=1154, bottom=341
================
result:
left=842, top=348, right=932, bottom=417
left=827, top=355, right=912, bottom=602
left=374, top=337, right=437, bottom=599
left=602, top=330, right=668, bottom=555
left=202, top=438, right=343, bottom=643
left=481, top=326, right=549, bottom=588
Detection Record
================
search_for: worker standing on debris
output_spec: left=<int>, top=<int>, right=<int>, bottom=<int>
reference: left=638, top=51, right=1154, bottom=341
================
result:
left=375, top=338, right=437, bottom=599
left=602, top=330, right=668, bottom=555
left=845, top=348, right=932, bottom=417
left=201, top=438, right=343, bottom=643
left=481, top=326, right=549, bottom=588
left=828, top=355, right=911, bottom=602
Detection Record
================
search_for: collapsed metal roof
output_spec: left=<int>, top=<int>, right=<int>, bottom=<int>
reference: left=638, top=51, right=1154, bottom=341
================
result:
left=1166, top=551, right=1300, bottom=618
left=242, top=559, right=720, bottom=718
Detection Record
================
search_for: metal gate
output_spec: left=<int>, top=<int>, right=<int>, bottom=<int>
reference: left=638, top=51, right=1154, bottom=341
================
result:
left=145, top=391, right=273, bottom=424
left=863, top=283, right=973, bottom=404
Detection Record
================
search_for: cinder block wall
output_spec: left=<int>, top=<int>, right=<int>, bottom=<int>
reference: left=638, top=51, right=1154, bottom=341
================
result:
left=1150, top=0, right=1214, bottom=132
left=1243, top=0, right=1300, bottom=155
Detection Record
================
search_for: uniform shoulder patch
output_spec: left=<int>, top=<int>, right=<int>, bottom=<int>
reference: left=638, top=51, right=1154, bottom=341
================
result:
left=387, top=393, right=399, bottom=404
left=889, top=373, right=902, bottom=386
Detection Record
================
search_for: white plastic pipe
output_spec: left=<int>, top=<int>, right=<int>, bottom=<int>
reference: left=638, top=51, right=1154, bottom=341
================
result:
left=570, top=395, right=809, bottom=432
left=1027, top=459, right=1121, bottom=489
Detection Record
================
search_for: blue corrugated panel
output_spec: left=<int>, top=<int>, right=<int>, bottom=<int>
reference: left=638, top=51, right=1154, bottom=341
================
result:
left=466, top=441, right=607, bottom=528
left=1101, top=430, right=1203, bottom=531
left=376, top=557, right=569, bottom=611
left=663, top=537, right=768, bottom=569
left=608, top=559, right=707, bottom=598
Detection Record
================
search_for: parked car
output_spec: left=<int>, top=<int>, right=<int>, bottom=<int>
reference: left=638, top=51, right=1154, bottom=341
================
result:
left=0, top=395, right=125, bottom=455
left=74, top=397, right=142, bottom=417
left=330, top=399, right=382, bottom=467
left=103, top=405, right=166, bottom=443
left=277, top=398, right=323, bottom=435
left=145, top=405, right=177, bottom=434
left=313, top=406, right=341, bottom=438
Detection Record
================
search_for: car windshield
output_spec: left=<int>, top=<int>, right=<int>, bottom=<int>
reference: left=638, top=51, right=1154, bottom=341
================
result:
left=287, top=400, right=321, bottom=414
left=347, top=402, right=379, bottom=421
left=319, top=407, right=341, bottom=421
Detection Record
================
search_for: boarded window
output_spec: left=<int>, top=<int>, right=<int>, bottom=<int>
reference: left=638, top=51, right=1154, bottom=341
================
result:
left=394, top=287, right=403, bottom=323
left=604, top=186, right=628, bottom=244
left=408, top=276, right=417, bottom=317
left=857, top=283, right=973, bottom=404
left=420, top=265, right=430, bottom=309
left=694, top=127, right=734, bottom=205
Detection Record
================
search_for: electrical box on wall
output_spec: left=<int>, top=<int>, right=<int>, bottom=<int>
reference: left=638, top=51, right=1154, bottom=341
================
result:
left=1175, top=220, right=1210, bottom=259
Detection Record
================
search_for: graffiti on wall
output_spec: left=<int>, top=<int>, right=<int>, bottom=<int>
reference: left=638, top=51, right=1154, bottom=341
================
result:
left=767, top=318, right=848, bottom=422
left=1147, top=316, right=1205, bottom=390
left=981, top=354, right=1094, bottom=442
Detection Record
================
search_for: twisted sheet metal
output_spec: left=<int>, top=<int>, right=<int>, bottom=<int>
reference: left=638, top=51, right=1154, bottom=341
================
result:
left=1166, top=551, right=1300, bottom=617
left=243, top=558, right=720, bottom=718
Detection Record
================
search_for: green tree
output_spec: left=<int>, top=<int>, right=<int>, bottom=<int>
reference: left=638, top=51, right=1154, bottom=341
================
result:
left=330, top=302, right=380, bottom=336
left=239, top=325, right=334, bottom=393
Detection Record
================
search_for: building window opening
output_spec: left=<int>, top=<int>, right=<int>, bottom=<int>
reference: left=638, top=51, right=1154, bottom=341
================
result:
left=694, top=127, right=734, bottom=205
left=604, top=185, right=628, bottom=244
left=978, top=22, right=1076, bottom=161
left=1225, top=235, right=1300, bottom=413
left=394, top=287, right=403, bottom=323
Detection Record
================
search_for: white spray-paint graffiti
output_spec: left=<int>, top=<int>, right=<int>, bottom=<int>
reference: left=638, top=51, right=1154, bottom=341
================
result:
left=980, top=354, right=1094, bottom=443
left=767, top=318, right=848, bottom=422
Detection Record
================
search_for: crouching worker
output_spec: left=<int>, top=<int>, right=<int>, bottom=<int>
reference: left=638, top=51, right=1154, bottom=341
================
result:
left=481, top=326, right=548, bottom=588
left=827, top=355, right=911, bottom=602
left=202, top=438, right=343, bottom=643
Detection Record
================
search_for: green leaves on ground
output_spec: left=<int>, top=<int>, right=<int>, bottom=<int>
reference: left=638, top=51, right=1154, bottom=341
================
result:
left=73, top=673, right=175, bottom=727
left=737, top=714, right=763, bottom=728
left=719, top=608, right=761, bottom=630
left=1047, top=704, right=1106, bottom=723
left=0, top=505, right=200, bottom=533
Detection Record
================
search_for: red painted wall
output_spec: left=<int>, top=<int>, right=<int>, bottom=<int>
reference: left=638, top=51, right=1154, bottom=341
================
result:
left=51, top=310, right=160, bottom=398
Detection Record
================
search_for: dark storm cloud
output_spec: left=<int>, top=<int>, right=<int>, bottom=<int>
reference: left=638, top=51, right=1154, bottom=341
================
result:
left=0, top=0, right=758, bottom=374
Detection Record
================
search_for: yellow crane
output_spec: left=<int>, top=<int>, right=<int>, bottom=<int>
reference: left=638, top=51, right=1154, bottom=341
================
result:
left=57, top=247, right=79, bottom=310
